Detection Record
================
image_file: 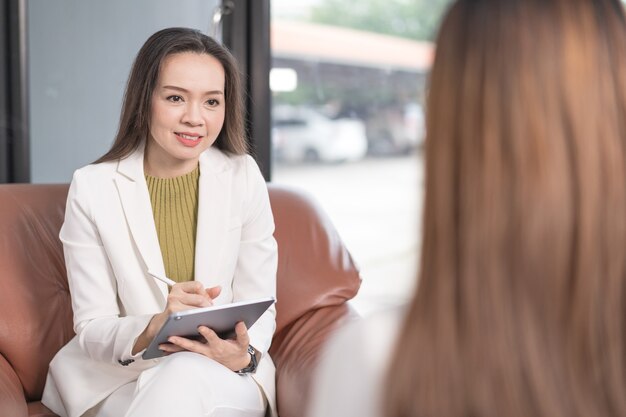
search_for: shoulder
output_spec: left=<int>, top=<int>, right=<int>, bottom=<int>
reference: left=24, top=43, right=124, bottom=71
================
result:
left=307, top=307, right=406, bottom=417
left=66, top=159, right=123, bottom=214
left=71, top=159, right=118, bottom=183
left=201, top=148, right=265, bottom=188
left=225, top=151, right=262, bottom=178
left=326, top=307, right=404, bottom=368
left=202, top=147, right=259, bottom=171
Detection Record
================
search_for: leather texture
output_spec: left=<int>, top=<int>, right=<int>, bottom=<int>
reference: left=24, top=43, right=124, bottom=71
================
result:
left=0, top=182, right=361, bottom=417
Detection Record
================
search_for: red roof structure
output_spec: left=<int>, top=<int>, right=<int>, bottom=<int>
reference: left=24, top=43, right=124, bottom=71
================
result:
left=271, top=20, right=435, bottom=72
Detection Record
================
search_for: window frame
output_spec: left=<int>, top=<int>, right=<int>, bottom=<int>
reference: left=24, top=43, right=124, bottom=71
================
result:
left=223, top=0, right=272, bottom=180
left=0, top=0, right=29, bottom=183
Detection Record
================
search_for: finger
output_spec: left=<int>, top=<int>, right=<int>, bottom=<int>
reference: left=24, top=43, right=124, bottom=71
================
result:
left=198, top=326, right=221, bottom=344
left=168, top=336, right=209, bottom=355
left=176, top=281, right=207, bottom=296
left=167, top=282, right=210, bottom=305
left=176, top=293, right=213, bottom=308
left=235, top=321, right=250, bottom=347
left=159, top=343, right=186, bottom=353
left=205, top=285, right=222, bottom=300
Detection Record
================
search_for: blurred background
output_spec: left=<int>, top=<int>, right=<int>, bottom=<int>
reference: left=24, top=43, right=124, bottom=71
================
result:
left=270, top=0, right=452, bottom=315
left=0, top=0, right=451, bottom=315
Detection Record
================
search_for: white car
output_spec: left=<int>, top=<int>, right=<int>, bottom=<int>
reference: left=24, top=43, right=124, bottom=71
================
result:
left=272, top=106, right=368, bottom=163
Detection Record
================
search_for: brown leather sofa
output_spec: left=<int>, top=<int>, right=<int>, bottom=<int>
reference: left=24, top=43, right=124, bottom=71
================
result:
left=0, top=183, right=361, bottom=417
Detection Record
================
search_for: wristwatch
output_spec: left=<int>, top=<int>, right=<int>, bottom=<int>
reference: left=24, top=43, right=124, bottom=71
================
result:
left=236, top=345, right=258, bottom=374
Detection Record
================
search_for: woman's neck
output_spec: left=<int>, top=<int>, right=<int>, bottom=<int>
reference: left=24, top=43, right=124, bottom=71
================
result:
left=143, top=148, right=200, bottom=179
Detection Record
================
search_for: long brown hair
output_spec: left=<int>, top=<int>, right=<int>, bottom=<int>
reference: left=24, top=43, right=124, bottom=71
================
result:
left=95, top=27, right=246, bottom=163
left=386, top=1, right=626, bottom=416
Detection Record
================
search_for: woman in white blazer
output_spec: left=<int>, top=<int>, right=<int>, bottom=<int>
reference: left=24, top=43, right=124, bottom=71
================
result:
left=42, top=28, right=278, bottom=417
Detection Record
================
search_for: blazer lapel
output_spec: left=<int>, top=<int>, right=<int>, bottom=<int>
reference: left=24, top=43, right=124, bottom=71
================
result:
left=114, top=147, right=168, bottom=300
left=195, top=148, right=232, bottom=288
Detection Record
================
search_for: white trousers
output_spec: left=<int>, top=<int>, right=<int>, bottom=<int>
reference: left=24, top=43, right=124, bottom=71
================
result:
left=84, top=352, right=267, bottom=417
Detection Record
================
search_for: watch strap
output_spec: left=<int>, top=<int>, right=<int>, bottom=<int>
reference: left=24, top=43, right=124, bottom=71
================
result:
left=236, top=345, right=258, bottom=374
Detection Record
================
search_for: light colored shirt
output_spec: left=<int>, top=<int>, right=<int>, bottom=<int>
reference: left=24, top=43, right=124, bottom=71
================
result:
left=307, top=307, right=405, bottom=417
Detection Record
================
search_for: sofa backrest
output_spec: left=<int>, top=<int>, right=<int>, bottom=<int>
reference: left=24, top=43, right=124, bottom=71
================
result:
left=0, top=185, right=73, bottom=402
left=270, top=185, right=361, bottom=334
left=0, top=183, right=360, bottom=402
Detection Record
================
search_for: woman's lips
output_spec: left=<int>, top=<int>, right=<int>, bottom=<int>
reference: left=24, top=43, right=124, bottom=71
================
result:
left=175, top=132, right=203, bottom=147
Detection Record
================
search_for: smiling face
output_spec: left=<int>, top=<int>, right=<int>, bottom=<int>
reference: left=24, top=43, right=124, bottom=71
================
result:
left=144, top=52, right=226, bottom=178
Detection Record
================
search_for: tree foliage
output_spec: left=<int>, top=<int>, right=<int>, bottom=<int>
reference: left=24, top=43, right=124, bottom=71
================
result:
left=309, top=0, right=454, bottom=41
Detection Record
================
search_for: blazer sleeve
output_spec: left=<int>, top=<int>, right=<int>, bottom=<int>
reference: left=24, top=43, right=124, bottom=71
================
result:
left=232, top=156, right=278, bottom=356
left=61, top=170, right=153, bottom=366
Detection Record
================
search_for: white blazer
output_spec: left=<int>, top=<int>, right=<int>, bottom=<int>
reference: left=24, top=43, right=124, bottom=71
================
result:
left=42, top=146, right=278, bottom=417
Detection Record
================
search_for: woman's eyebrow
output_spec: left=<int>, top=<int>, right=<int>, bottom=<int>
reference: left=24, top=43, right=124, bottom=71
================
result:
left=161, top=85, right=224, bottom=95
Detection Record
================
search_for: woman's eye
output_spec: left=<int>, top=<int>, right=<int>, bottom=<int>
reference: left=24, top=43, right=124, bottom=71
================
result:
left=167, top=95, right=183, bottom=102
left=206, top=99, right=220, bottom=106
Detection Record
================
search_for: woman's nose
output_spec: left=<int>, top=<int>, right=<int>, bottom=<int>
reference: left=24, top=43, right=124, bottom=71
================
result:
left=181, top=104, right=203, bottom=126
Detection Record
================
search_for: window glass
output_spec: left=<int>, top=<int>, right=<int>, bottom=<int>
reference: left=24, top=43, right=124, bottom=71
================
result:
left=271, top=0, right=453, bottom=315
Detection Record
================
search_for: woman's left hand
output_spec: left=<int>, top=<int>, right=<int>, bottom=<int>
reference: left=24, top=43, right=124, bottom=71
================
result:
left=159, top=321, right=252, bottom=371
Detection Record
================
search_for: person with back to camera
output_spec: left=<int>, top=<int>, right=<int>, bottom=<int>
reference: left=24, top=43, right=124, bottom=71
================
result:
left=41, top=27, right=278, bottom=417
left=307, top=0, right=626, bottom=416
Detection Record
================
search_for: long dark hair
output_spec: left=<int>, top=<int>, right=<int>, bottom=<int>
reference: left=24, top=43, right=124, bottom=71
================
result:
left=95, top=27, right=246, bottom=163
left=386, top=0, right=626, bottom=416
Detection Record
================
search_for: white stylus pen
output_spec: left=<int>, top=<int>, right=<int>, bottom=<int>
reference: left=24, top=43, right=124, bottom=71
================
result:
left=148, top=271, right=176, bottom=287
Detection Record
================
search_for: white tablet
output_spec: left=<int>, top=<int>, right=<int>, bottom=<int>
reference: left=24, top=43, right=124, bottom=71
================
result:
left=142, top=296, right=275, bottom=360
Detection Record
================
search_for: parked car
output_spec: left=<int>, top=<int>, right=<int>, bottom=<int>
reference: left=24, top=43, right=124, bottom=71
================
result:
left=365, top=102, right=425, bottom=155
left=272, top=105, right=368, bottom=163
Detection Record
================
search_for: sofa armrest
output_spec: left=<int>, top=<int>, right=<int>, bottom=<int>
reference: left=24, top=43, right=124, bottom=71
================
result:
left=0, top=354, right=28, bottom=417
left=269, top=304, right=359, bottom=417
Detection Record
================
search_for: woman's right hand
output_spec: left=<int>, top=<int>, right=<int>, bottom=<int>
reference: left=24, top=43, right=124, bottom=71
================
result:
left=132, top=282, right=221, bottom=355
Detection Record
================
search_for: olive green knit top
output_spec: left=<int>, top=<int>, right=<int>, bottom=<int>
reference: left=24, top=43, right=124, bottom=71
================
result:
left=145, top=165, right=200, bottom=283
